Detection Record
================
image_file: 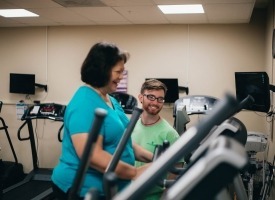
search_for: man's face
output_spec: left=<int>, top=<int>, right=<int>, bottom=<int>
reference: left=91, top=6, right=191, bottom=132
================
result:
left=139, top=89, right=165, bottom=115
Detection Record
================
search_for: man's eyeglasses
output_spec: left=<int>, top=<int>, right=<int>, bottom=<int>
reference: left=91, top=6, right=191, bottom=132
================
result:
left=143, top=94, right=165, bottom=103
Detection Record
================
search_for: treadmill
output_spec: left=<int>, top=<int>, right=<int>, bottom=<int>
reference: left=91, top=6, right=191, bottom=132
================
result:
left=3, top=103, right=65, bottom=200
left=173, top=95, right=218, bottom=134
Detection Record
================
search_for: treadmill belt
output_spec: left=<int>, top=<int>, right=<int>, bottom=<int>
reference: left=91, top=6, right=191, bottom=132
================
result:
left=3, top=180, right=51, bottom=200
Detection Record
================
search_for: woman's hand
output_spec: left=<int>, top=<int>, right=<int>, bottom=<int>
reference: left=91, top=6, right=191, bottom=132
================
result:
left=133, top=163, right=152, bottom=180
left=72, top=133, right=138, bottom=180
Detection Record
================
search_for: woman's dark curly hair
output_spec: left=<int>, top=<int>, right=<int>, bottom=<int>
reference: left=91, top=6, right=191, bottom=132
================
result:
left=81, top=42, right=129, bottom=87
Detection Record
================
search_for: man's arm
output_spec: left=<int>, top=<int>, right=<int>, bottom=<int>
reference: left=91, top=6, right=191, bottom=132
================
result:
left=132, top=142, right=153, bottom=163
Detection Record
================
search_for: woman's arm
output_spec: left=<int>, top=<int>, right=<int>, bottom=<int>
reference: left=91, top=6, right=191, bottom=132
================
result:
left=132, top=142, right=153, bottom=163
left=72, top=133, right=146, bottom=180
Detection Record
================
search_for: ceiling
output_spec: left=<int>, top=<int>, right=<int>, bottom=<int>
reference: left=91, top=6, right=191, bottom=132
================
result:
left=0, top=0, right=270, bottom=27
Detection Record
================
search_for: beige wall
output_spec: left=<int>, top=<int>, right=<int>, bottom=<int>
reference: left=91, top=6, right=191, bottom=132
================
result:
left=0, top=8, right=272, bottom=172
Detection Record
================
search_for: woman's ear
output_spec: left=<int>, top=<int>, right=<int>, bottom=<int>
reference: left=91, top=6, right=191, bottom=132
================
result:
left=138, top=94, right=143, bottom=103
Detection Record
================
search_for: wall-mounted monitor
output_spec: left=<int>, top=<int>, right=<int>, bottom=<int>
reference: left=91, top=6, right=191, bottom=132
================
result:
left=10, top=73, right=35, bottom=95
left=145, top=78, right=179, bottom=103
left=235, top=72, right=270, bottom=113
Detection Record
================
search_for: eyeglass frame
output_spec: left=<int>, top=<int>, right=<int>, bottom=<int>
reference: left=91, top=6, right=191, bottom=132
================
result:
left=143, top=94, right=165, bottom=103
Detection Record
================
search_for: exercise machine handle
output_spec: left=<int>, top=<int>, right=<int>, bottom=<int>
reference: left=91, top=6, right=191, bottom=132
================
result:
left=68, top=108, right=107, bottom=200
left=17, top=121, right=29, bottom=141
left=236, top=94, right=255, bottom=112
left=103, top=107, right=143, bottom=199
left=105, top=107, right=143, bottom=173
left=57, top=123, right=64, bottom=142
left=152, top=145, right=162, bottom=162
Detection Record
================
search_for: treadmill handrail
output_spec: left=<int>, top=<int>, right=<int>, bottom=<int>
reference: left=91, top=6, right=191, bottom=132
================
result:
left=0, top=116, right=19, bottom=163
left=17, top=121, right=29, bottom=141
left=57, top=123, right=64, bottom=142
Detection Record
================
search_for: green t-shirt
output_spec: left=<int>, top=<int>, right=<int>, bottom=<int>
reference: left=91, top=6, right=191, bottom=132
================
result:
left=131, top=118, right=180, bottom=200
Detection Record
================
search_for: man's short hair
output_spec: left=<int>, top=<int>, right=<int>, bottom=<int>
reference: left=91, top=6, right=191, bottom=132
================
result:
left=140, top=79, right=168, bottom=94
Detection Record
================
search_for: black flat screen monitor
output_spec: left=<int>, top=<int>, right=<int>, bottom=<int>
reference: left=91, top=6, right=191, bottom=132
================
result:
left=235, top=72, right=270, bottom=113
left=145, top=78, right=179, bottom=103
left=10, top=73, right=35, bottom=95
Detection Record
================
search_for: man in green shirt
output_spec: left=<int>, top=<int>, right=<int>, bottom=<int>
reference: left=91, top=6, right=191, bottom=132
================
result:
left=132, top=79, right=181, bottom=200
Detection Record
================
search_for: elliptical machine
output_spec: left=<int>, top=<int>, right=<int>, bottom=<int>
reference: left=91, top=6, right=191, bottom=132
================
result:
left=0, top=101, right=25, bottom=196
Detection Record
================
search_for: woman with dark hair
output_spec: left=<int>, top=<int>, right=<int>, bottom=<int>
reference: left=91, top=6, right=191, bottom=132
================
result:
left=51, top=42, right=152, bottom=200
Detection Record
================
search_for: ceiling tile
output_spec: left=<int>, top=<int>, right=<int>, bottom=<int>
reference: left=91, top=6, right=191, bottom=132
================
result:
left=3, top=0, right=61, bottom=8
left=0, top=1, right=16, bottom=8
left=0, top=16, right=23, bottom=27
left=165, top=14, right=208, bottom=24
left=114, top=6, right=168, bottom=24
left=8, top=17, right=60, bottom=26
left=70, top=7, right=128, bottom=23
left=153, top=0, right=203, bottom=5
left=30, top=7, right=92, bottom=24
left=102, top=0, right=155, bottom=6
left=205, top=3, right=254, bottom=23
left=202, top=0, right=255, bottom=3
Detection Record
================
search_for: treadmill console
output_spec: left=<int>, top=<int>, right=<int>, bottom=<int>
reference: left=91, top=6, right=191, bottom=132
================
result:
left=174, top=95, right=218, bottom=115
left=22, top=103, right=66, bottom=121
left=109, top=92, right=138, bottom=114
left=245, top=131, right=267, bottom=152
